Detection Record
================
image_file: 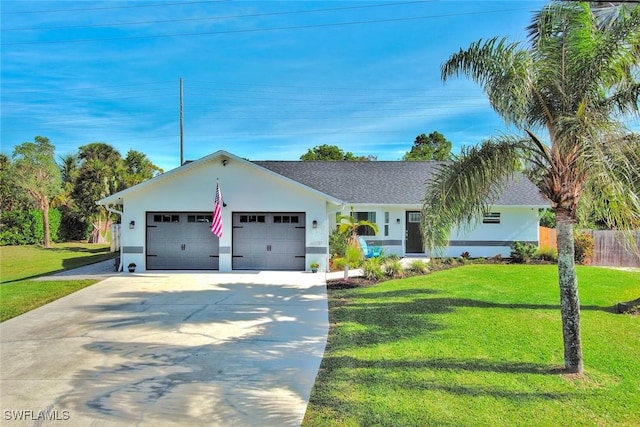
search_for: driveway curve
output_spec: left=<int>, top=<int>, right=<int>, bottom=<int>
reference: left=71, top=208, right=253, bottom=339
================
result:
left=1, top=271, right=328, bottom=426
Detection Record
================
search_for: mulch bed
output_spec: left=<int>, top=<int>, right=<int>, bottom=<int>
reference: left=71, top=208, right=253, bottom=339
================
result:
left=326, top=277, right=378, bottom=289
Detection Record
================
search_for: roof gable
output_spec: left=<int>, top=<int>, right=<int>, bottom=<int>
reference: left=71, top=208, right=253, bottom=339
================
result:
left=98, top=150, right=341, bottom=206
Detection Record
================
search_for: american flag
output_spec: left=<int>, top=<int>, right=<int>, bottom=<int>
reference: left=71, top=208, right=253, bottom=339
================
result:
left=211, top=181, right=223, bottom=238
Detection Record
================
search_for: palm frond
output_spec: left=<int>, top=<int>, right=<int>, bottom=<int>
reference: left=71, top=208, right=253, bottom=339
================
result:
left=421, top=138, right=525, bottom=253
left=579, top=130, right=640, bottom=233
left=441, top=37, right=532, bottom=128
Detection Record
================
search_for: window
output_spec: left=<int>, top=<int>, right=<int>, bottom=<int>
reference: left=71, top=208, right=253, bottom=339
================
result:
left=239, top=215, right=265, bottom=223
left=154, top=214, right=179, bottom=223
left=188, top=215, right=213, bottom=223
left=408, top=212, right=421, bottom=223
left=483, top=212, right=501, bottom=224
left=274, top=215, right=299, bottom=224
left=384, top=212, right=389, bottom=237
left=355, top=211, right=376, bottom=236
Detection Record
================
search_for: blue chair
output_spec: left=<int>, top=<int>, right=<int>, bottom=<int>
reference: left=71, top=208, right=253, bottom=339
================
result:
left=358, top=237, right=382, bottom=258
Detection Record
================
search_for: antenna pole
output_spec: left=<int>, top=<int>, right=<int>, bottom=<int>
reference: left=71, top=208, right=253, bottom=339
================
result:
left=180, top=78, right=184, bottom=166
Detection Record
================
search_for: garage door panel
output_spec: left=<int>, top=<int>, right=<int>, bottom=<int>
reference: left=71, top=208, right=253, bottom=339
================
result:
left=146, top=212, right=219, bottom=270
left=232, top=212, right=305, bottom=271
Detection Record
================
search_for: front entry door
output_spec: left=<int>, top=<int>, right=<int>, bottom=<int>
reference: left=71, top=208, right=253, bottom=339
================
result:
left=405, top=211, right=424, bottom=254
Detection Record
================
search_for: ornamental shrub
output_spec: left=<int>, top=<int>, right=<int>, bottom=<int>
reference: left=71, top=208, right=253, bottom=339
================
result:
left=574, top=232, right=594, bottom=265
left=362, top=258, right=384, bottom=281
left=510, top=241, right=537, bottom=263
left=331, top=257, right=347, bottom=271
left=536, top=246, right=558, bottom=262
left=329, top=228, right=348, bottom=257
left=384, top=259, right=405, bottom=279
left=408, top=259, right=429, bottom=274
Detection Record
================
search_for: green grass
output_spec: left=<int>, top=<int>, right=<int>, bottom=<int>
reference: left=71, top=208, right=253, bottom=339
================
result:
left=1, top=243, right=114, bottom=282
left=303, top=264, right=640, bottom=427
left=0, top=243, right=116, bottom=321
left=0, top=279, right=100, bottom=321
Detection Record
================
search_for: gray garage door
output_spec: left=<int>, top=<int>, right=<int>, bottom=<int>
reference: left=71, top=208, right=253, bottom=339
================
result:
left=146, top=212, right=219, bottom=270
left=232, top=212, right=305, bottom=271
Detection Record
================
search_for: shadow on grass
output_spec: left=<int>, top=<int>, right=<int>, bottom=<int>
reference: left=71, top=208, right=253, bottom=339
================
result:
left=307, top=354, right=578, bottom=426
left=341, top=287, right=618, bottom=313
left=2, top=252, right=117, bottom=284
left=45, top=246, right=111, bottom=254
left=322, top=355, right=559, bottom=376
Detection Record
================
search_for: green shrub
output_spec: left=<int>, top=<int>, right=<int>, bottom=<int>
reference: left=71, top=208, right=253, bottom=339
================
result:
left=329, top=228, right=349, bottom=257
left=346, top=244, right=363, bottom=268
left=332, top=257, right=346, bottom=271
left=539, top=209, right=556, bottom=228
left=58, top=206, right=91, bottom=241
left=362, top=258, right=384, bottom=281
left=0, top=210, right=33, bottom=245
left=384, top=259, right=405, bottom=279
left=510, top=241, right=537, bottom=264
left=574, top=232, right=594, bottom=265
left=383, top=253, right=400, bottom=261
left=408, top=259, right=429, bottom=274
left=0, top=209, right=61, bottom=245
left=31, top=208, right=61, bottom=243
left=536, top=246, right=558, bottom=262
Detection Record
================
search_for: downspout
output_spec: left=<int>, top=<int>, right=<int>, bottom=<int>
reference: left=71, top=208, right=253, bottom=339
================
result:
left=104, top=204, right=124, bottom=272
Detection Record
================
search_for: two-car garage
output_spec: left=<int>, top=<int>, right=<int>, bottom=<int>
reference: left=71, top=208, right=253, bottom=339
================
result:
left=145, top=211, right=306, bottom=271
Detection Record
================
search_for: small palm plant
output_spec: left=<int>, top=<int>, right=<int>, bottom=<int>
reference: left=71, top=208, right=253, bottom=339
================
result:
left=336, top=214, right=379, bottom=246
left=337, top=213, right=379, bottom=278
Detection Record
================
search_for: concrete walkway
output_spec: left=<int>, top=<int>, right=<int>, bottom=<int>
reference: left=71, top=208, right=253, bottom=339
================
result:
left=1, top=271, right=328, bottom=426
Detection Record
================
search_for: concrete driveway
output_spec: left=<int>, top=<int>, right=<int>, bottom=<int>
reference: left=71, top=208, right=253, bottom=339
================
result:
left=0, top=271, right=328, bottom=426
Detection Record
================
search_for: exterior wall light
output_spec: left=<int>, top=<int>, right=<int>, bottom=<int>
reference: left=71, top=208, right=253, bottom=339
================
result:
left=396, top=218, right=401, bottom=224
left=129, top=220, right=135, bottom=229
left=312, top=220, right=318, bottom=228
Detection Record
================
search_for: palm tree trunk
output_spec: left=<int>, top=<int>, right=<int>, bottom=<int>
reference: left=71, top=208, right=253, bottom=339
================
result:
left=556, top=213, right=584, bottom=374
left=42, top=198, right=51, bottom=249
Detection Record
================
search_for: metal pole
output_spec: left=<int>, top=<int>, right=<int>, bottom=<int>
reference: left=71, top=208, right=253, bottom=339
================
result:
left=180, top=78, right=184, bottom=166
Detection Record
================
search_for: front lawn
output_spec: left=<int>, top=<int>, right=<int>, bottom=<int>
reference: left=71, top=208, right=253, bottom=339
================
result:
left=0, top=243, right=115, bottom=283
left=0, top=243, right=115, bottom=321
left=303, top=264, right=639, bottom=426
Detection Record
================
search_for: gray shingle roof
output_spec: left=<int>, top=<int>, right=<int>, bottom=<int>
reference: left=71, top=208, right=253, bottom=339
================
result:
left=254, top=161, right=550, bottom=206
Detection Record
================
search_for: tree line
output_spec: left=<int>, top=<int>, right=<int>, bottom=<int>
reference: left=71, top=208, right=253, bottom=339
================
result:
left=1, top=137, right=163, bottom=247
left=1, top=132, right=452, bottom=247
left=300, top=131, right=452, bottom=161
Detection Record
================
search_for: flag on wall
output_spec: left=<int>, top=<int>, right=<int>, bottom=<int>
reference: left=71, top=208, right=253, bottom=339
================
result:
left=211, top=181, right=223, bottom=238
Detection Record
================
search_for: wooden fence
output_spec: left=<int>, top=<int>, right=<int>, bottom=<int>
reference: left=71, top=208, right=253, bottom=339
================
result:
left=539, top=227, right=640, bottom=267
left=588, top=230, right=640, bottom=267
left=539, top=226, right=557, bottom=249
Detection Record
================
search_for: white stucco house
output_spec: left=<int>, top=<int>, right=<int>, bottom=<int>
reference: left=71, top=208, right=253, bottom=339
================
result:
left=97, top=150, right=550, bottom=272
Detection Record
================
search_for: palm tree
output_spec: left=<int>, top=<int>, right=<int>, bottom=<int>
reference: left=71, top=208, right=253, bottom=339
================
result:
left=337, top=213, right=379, bottom=255
left=423, top=2, right=640, bottom=374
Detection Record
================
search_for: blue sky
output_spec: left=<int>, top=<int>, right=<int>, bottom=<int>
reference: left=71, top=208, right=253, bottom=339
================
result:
left=4, top=0, right=635, bottom=172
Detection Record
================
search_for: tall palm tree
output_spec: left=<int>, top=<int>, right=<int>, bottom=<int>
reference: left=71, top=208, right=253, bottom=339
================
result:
left=423, top=2, right=640, bottom=374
